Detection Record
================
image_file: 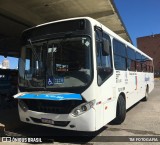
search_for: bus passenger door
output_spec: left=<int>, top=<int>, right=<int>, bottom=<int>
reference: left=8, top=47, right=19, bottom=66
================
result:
left=95, top=27, right=116, bottom=126
left=126, top=71, right=137, bottom=108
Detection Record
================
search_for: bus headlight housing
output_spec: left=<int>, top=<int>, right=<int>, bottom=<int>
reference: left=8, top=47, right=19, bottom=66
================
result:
left=71, top=100, right=95, bottom=117
left=18, top=99, right=28, bottom=112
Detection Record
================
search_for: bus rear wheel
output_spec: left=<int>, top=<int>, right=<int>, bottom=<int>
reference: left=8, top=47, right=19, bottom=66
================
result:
left=142, top=86, right=149, bottom=101
left=112, top=95, right=126, bottom=124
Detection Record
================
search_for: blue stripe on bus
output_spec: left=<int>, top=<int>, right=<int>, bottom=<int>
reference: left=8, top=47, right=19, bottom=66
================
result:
left=18, top=93, right=82, bottom=101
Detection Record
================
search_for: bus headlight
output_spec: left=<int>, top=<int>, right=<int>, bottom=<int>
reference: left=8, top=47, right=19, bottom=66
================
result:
left=71, top=100, right=95, bottom=117
left=18, top=99, right=28, bottom=112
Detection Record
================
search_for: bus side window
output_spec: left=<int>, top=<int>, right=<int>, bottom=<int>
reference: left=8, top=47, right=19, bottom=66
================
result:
left=113, top=39, right=127, bottom=70
left=96, top=30, right=113, bottom=86
left=149, top=60, right=153, bottom=73
left=127, top=47, right=136, bottom=71
left=136, top=52, right=142, bottom=72
left=141, top=55, right=147, bottom=72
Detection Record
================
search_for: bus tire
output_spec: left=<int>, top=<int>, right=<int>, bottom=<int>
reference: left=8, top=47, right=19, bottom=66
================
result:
left=142, top=86, right=149, bottom=101
left=112, top=95, right=126, bottom=124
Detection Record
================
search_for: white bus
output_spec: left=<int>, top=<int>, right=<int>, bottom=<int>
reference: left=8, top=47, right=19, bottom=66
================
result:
left=14, top=17, right=154, bottom=132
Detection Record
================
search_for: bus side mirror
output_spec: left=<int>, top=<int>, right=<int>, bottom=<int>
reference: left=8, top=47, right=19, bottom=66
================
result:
left=102, top=38, right=110, bottom=56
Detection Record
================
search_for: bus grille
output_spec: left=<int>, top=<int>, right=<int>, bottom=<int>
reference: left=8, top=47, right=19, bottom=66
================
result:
left=22, top=99, right=84, bottom=114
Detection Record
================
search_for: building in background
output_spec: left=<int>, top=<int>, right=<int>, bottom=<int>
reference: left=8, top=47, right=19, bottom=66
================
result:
left=137, top=34, right=160, bottom=77
left=2, top=59, right=10, bottom=69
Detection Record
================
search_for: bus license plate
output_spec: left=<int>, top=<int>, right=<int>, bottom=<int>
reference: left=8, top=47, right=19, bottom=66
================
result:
left=41, top=118, right=54, bottom=125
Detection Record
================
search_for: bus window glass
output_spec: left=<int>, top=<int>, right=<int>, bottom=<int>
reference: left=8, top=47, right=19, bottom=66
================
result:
left=127, top=47, right=136, bottom=71
left=96, top=31, right=113, bottom=85
left=113, top=39, right=127, bottom=70
left=136, top=52, right=142, bottom=72
left=141, top=55, right=147, bottom=72
left=19, top=36, right=92, bottom=88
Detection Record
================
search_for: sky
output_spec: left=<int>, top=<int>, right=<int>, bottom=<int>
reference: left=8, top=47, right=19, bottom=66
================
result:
left=0, top=56, right=18, bottom=69
left=1, top=0, right=160, bottom=69
left=114, top=0, right=160, bottom=46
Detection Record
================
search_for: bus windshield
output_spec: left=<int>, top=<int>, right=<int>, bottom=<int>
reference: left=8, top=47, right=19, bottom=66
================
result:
left=19, top=36, right=92, bottom=89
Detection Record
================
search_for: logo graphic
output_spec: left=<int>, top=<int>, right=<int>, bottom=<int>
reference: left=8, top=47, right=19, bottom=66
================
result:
left=47, top=77, right=53, bottom=86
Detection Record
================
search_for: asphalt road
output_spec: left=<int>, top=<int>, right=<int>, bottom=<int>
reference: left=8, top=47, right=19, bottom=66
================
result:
left=0, top=80, right=160, bottom=145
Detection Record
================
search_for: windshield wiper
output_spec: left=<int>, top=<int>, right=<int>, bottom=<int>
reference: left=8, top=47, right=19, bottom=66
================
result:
left=28, top=39, right=40, bottom=61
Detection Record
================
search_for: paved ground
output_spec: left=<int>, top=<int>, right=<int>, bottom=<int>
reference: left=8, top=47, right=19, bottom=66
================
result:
left=0, top=80, right=160, bottom=145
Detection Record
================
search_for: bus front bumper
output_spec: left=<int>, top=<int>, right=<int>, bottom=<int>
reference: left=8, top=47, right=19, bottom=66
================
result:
left=18, top=105, right=96, bottom=132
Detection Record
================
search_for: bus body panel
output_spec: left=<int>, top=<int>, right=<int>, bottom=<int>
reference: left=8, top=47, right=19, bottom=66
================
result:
left=93, top=74, right=117, bottom=130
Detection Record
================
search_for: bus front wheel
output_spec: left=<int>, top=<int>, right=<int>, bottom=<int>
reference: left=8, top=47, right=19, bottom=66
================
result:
left=112, top=95, right=126, bottom=124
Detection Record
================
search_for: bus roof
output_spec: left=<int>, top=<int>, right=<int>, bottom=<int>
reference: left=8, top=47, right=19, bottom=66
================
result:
left=23, top=17, right=152, bottom=60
